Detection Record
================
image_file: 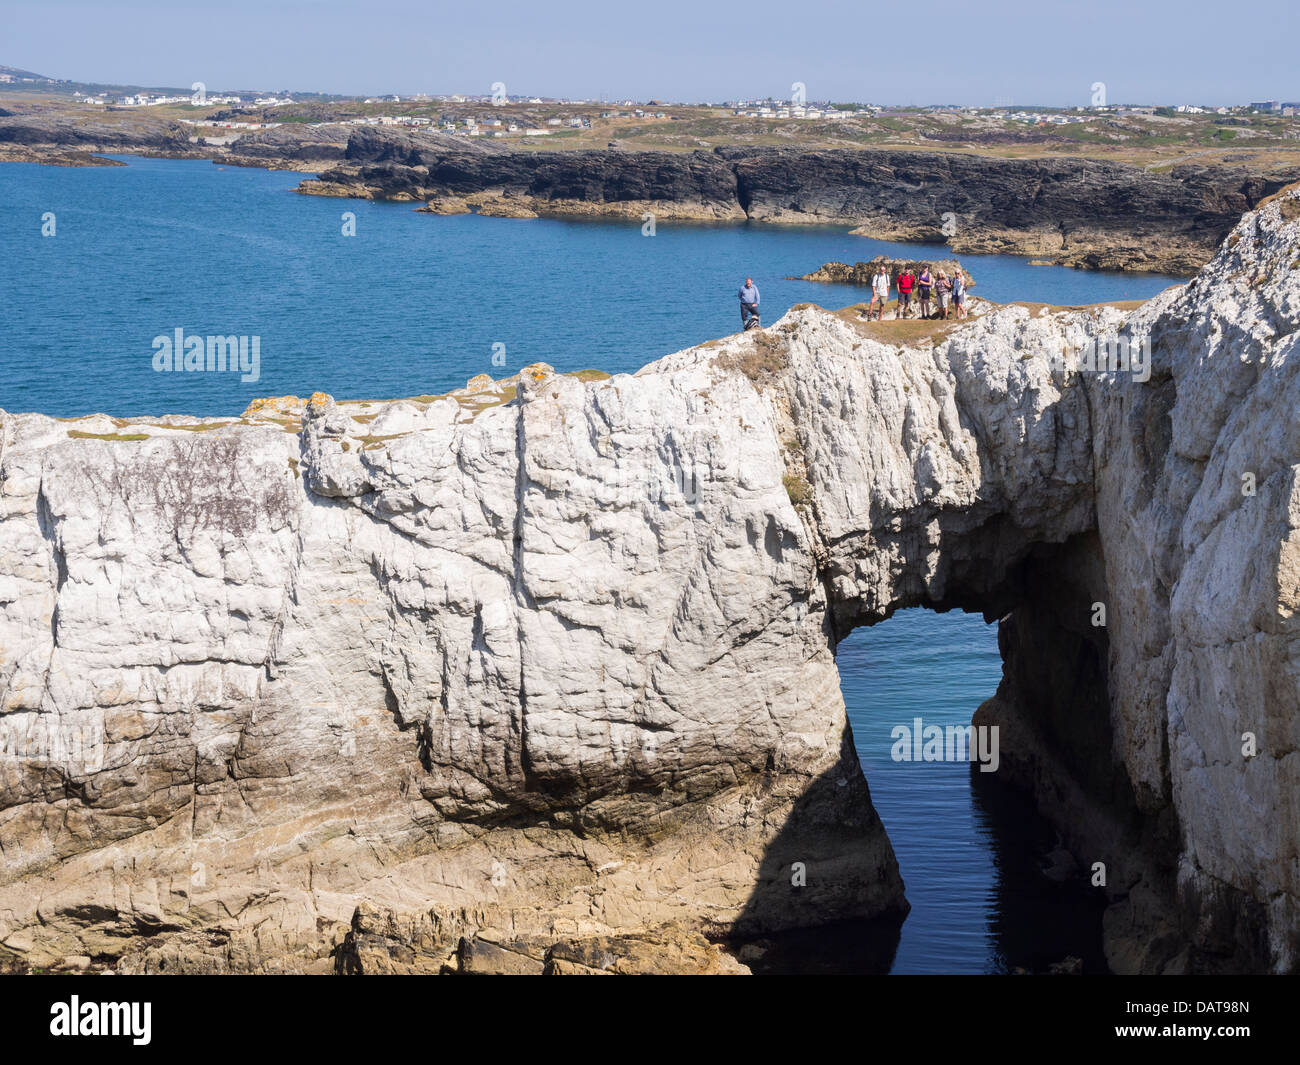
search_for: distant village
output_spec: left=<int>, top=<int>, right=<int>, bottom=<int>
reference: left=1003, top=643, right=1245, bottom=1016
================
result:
left=1, top=67, right=1296, bottom=138
left=168, top=94, right=1300, bottom=140
left=68, top=89, right=295, bottom=108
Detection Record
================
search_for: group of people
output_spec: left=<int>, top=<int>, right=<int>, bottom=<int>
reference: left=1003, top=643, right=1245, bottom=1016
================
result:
left=869, top=264, right=967, bottom=321
left=737, top=264, right=968, bottom=333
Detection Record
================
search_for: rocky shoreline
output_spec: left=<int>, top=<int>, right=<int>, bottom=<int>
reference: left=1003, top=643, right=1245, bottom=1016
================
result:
left=5, top=110, right=1298, bottom=273
left=293, top=128, right=1300, bottom=274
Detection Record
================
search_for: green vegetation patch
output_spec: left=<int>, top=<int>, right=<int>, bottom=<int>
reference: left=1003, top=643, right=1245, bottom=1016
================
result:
left=717, top=330, right=790, bottom=387
left=66, top=430, right=148, bottom=442
left=782, top=472, right=812, bottom=508
left=141, top=421, right=235, bottom=432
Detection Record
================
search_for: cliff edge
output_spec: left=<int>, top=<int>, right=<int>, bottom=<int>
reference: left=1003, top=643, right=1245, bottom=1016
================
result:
left=1, top=187, right=1297, bottom=974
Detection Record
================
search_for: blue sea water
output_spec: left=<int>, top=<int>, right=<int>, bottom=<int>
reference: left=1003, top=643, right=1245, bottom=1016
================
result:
left=1, top=155, right=1180, bottom=419
left=0, top=156, right=1172, bottom=973
left=839, top=609, right=1108, bottom=974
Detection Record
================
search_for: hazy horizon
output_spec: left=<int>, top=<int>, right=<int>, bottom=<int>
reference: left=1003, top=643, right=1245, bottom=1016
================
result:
left=4, top=0, right=1297, bottom=107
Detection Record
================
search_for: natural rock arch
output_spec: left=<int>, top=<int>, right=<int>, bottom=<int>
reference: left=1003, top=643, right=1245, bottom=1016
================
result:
left=1, top=189, right=1298, bottom=973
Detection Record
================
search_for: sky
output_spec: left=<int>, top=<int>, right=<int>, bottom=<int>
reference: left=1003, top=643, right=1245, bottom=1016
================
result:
left=3, top=0, right=1297, bottom=106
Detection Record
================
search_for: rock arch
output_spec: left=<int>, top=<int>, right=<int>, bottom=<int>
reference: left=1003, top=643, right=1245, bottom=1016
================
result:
left=1, top=190, right=1298, bottom=973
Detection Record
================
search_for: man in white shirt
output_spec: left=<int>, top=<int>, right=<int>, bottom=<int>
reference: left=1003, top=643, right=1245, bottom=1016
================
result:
left=870, top=266, right=890, bottom=321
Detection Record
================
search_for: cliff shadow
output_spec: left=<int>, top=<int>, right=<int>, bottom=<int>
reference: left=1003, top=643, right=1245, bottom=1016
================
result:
left=729, top=597, right=1119, bottom=974
left=723, top=725, right=905, bottom=975
left=969, top=766, right=1110, bottom=973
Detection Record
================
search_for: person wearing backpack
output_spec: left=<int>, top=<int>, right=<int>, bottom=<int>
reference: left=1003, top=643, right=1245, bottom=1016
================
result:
left=897, top=266, right=916, bottom=318
left=917, top=266, right=933, bottom=319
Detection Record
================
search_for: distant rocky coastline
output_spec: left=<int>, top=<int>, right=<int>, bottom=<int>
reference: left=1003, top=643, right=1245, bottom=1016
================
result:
left=4, top=112, right=1298, bottom=273
left=294, top=127, right=1300, bottom=274
left=0, top=111, right=352, bottom=171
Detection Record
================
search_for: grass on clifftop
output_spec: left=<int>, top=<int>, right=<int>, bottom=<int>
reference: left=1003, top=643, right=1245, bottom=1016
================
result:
left=792, top=302, right=967, bottom=344
left=66, top=430, right=149, bottom=442
left=717, top=330, right=791, bottom=386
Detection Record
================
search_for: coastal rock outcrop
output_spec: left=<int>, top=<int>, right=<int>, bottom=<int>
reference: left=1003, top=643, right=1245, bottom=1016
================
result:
left=0, top=112, right=192, bottom=154
left=0, top=111, right=194, bottom=166
left=791, top=256, right=974, bottom=288
left=297, top=129, right=1300, bottom=272
left=220, top=123, right=353, bottom=167
left=1, top=188, right=1297, bottom=974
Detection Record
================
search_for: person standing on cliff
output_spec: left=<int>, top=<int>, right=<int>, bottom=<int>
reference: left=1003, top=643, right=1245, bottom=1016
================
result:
left=739, top=277, right=760, bottom=329
left=870, top=265, right=890, bottom=321
left=936, top=271, right=953, bottom=319
left=897, top=266, right=916, bottom=318
left=917, top=266, right=933, bottom=319
left=953, top=270, right=967, bottom=319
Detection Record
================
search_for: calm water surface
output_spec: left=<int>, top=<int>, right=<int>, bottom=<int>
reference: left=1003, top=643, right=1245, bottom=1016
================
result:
left=1, top=155, right=1180, bottom=418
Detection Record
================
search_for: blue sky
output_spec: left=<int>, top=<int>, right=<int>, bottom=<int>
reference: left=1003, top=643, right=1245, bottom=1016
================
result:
left=3, top=0, right=1297, bottom=106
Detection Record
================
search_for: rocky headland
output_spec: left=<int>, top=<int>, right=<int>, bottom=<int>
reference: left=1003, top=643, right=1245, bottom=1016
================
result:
left=295, top=127, right=1300, bottom=273
left=1, top=186, right=1298, bottom=975
left=0, top=111, right=353, bottom=170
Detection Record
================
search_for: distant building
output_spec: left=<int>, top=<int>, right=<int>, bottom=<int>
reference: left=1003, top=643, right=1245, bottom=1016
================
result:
left=1249, top=100, right=1281, bottom=112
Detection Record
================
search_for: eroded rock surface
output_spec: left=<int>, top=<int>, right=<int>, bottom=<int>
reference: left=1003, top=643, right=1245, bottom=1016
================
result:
left=1, top=188, right=1298, bottom=974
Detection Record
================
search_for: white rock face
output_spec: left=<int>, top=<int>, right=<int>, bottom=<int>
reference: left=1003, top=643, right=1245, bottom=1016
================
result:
left=1, top=188, right=1297, bottom=974
left=1084, top=190, right=1300, bottom=972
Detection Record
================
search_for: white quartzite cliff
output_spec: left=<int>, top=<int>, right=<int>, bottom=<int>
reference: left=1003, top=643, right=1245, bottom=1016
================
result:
left=0, top=189, right=1297, bottom=973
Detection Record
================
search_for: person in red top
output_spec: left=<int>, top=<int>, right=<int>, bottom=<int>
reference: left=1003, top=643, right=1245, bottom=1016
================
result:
left=896, top=267, right=916, bottom=319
